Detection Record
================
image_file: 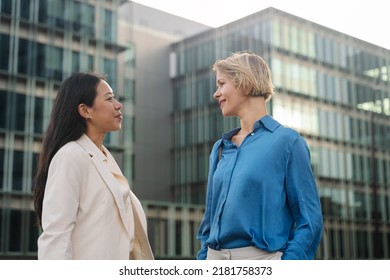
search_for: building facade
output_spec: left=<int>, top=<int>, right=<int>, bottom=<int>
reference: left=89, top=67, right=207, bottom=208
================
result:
left=117, top=2, right=210, bottom=259
left=1, top=1, right=389, bottom=260
left=0, top=0, right=126, bottom=259
left=170, top=8, right=390, bottom=259
left=117, top=1, right=210, bottom=201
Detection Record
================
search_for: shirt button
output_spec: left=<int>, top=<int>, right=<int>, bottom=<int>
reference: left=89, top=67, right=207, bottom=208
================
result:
left=250, top=132, right=255, bottom=136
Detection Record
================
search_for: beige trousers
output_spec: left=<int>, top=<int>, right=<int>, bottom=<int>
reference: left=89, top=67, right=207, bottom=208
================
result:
left=207, top=246, right=283, bottom=260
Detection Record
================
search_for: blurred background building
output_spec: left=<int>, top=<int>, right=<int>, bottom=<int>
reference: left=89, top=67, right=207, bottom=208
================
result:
left=0, top=0, right=389, bottom=260
left=169, top=7, right=390, bottom=260
left=0, top=0, right=127, bottom=259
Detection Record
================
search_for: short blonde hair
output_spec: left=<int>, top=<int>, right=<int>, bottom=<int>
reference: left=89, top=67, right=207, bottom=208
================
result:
left=212, top=51, right=275, bottom=101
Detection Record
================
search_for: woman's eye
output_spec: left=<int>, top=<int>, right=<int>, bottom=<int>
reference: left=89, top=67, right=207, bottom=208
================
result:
left=107, top=95, right=116, bottom=101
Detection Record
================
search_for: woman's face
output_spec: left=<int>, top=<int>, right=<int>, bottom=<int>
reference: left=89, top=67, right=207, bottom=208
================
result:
left=87, top=79, right=123, bottom=133
left=213, top=71, right=248, bottom=117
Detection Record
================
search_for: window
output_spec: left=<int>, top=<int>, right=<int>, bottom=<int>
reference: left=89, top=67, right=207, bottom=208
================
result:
left=14, top=94, right=26, bottom=132
left=72, top=51, right=80, bottom=74
left=104, top=9, right=115, bottom=42
left=34, top=97, right=44, bottom=134
left=104, top=59, right=116, bottom=86
left=20, top=0, right=31, bottom=21
left=0, top=91, right=8, bottom=128
left=17, top=38, right=29, bottom=75
left=0, top=34, right=10, bottom=71
left=12, top=151, right=24, bottom=191
left=354, top=192, right=367, bottom=220
left=0, top=149, right=4, bottom=190
left=0, top=0, right=12, bottom=15
left=356, top=231, right=369, bottom=259
left=87, top=55, right=94, bottom=71
left=272, top=20, right=281, bottom=48
left=73, top=2, right=94, bottom=36
left=124, top=78, right=135, bottom=103
left=9, top=210, right=22, bottom=252
left=36, top=43, right=45, bottom=78
left=46, top=45, right=63, bottom=80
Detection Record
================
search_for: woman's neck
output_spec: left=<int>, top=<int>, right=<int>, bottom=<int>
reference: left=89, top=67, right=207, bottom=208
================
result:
left=85, top=132, right=105, bottom=152
left=239, top=99, right=267, bottom=134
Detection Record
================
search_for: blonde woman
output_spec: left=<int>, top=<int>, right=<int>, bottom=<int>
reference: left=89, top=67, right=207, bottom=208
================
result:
left=197, top=51, right=323, bottom=260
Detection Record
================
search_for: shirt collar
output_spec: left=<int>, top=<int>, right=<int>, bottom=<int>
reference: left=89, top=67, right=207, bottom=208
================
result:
left=256, top=115, right=281, bottom=132
left=221, top=115, right=281, bottom=142
left=222, top=128, right=241, bottom=141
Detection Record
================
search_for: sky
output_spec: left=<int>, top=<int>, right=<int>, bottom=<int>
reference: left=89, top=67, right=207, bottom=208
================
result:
left=131, top=0, right=390, bottom=50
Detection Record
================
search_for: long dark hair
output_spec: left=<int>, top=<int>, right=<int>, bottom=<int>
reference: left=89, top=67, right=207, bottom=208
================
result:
left=33, top=72, right=104, bottom=229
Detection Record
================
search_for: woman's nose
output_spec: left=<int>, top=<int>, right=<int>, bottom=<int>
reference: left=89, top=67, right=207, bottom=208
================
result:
left=213, top=89, right=220, bottom=100
left=115, top=99, right=122, bottom=109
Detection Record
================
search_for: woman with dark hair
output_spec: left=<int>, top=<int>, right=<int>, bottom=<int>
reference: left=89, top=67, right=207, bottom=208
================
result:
left=33, top=72, right=154, bottom=260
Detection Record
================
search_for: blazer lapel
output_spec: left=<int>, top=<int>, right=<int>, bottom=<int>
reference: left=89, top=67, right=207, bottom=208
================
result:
left=75, top=134, right=133, bottom=239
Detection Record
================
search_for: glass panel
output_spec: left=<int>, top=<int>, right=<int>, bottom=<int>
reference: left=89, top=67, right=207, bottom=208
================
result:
left=71, top=1, right=82, bottom=32
left=36, top=42, right=45, bottom=78
left=87, top=55, right=94, bottom=71
left=0, top=91, right=7, bottom=128
left=104, top=9, right=115, bottom=42
left=0, top=149, right=4, bottom=190
left=290, top=25, right=298, bottom=53
left=83, top=3, right=95, bottom=36
left=0, top=208, right=2, bottom=251
left=356, top=231, right=369, bottom=259
left=124, top=78, right=135, bottom=103
left=34, top=97, right=44, bottom=134
left=272, top=19, right=281, bottom=48
left=104, top=59, right=116, bottom=86
left=9, top=210, right=22, bottom=252
left=354, top=192, right=367, bottom=220
left=12, top=150, right=24, bottom=191
left=17, top=38, right=29, bottom=75
left=0, top=34, right=10, bottom=71
left=38, top=0, right=47, bottom=24
left=15, top=93, right=26, bottom=131
left=51, top=0, right=65, bottom=28
left=315, top=35, right=325, bottom=63
left=271, top=58, right=282, bottom=88
left=1, top=0, right=12, bottom=14
left=72, top=51, right=80, bottom=73
left=46, top=45, right=63, bottom=80
left=299, top=28, right=307, bottom=57
left=20, top=0, right=31, bottom=20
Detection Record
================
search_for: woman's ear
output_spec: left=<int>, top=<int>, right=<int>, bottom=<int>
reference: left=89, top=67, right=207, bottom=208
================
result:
left=78, top=104, right=91, bottom=119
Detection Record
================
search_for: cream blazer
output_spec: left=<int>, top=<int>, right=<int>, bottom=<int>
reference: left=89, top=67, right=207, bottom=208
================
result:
left=38, top=134, right=154, bottom=260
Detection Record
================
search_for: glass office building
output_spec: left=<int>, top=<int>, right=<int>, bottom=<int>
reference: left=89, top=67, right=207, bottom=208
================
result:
left=0, top=0, right=126, bottom=259
left=170, top=8, right=390, bottom=259
left=116, top=2, right=210, bottom=260
left=1, top=1, right=389, bottom=260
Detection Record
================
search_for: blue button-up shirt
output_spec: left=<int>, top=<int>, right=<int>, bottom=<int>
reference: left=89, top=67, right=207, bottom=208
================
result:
left=197, top=115, right=323, bottom=260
